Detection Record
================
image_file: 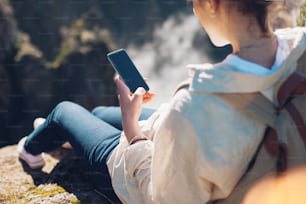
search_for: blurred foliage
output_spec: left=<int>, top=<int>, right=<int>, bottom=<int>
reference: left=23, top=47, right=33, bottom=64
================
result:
left=297, top=1, right=306, bottom=26
left=0, top=0, right=16, bottom=61
left=47, top=9, right=116, bottom=68
left=13, top=8, right=117, bottom=69
left=15, top=32, right=42, bottom=61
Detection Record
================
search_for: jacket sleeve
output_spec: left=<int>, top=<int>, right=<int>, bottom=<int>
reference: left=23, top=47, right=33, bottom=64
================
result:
left=124, top=109, right=212, bottom=203
left=151, top=109, right=212, bottom=203
left=124, top=140, right=154, bottom=203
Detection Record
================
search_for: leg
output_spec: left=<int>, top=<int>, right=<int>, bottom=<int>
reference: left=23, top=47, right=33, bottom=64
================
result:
left=22, top=101, right=122, bottom=201
left=24, top=101, right=121, bottom=169
left=91, top=106, right=155, bottom=130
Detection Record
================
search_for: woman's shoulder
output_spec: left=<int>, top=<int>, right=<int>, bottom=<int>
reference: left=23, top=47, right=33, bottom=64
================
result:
left=169, top=84, right=226, bottom=120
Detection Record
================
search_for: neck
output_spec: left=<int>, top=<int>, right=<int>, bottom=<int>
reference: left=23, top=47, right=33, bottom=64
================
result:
left=232, top=35, right=278, bottom=69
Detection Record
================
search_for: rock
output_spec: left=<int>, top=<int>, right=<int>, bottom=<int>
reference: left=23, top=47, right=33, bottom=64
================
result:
left=0, top=145, right=119, bottom=203
left=0, top=0, right=19, bottom=146
left=51, top=42, right=118, bottom=110
left=0, top=0, right=118, bottom=146
left=9, top=0, right=189, bottom=60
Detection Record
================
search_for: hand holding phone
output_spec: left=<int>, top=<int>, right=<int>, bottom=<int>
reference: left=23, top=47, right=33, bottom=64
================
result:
left=107, top=49, right=149, bottom=93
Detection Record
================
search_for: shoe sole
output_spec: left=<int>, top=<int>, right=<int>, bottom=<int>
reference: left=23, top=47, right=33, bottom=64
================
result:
left=19, top=153, right=45, bottom=169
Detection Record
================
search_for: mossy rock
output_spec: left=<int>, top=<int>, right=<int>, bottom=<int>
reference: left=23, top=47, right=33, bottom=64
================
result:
left=297, top=1, right=306, bottom=26
left=0, top=145, right=117, bottom=204
left=18, top=184, right=80, bottom=204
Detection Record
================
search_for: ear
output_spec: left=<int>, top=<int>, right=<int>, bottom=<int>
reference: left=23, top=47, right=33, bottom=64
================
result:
left=205, top=0, right=218, bottom=17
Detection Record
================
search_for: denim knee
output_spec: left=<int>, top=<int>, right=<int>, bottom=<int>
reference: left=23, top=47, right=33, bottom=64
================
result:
left=52, top=101, right=82, bottom=120
left=55, top=101, right=79, bottom=112
left=91, top=106, right=108, bottom=116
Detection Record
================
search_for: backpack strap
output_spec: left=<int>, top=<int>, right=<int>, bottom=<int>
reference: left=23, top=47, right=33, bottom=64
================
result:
left=226, top=71, right=306, bottom=173
left=173, top=79, right=192, bottom=95
left=277, top=71, right=306, bottom=108
left=217, top=72, right=306, bottom=172
left=216, top=93, right=286, bottom=171
left=268, top=71, right=306, bottom=172
left=276, top=72, right=306, bottom=148
left=176, top=72, right=306, bottom=173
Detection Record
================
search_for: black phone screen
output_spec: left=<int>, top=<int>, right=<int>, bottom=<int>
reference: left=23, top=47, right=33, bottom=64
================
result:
left=107, top=49, right=149, bottom=93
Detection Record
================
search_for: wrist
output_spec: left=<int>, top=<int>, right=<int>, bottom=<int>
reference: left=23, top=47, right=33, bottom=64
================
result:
left=128, top=135, right=149, bottom=145
left=123, top=121, right=142, bottom=140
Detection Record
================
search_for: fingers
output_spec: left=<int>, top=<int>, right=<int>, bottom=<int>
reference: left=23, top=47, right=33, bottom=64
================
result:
left=133, top=87, right=147, bottom=105
left=134, top=87, right=147, bottom=96
left=144, top=77, right=149, bottom=83
left=143, top=92, right=155, bottom=103
left=114, top=75, right=155, bottom=103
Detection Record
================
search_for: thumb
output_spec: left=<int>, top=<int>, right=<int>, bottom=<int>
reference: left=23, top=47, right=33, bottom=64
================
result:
left=133, top=87, right=146, bottom=102
left=134, top=87, right=146, bottom=97
left=131, top=87, right=146, bottom=106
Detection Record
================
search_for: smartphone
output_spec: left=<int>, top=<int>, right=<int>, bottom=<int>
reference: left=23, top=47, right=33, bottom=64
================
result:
left=107, top=49, right=149, bottom=93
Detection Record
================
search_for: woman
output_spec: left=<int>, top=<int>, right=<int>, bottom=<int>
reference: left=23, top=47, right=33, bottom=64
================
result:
left=17, top=0, right=306, bottom=203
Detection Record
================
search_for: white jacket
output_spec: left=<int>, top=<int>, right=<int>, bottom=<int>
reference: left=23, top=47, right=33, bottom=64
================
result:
left=107, top=27, right=306, bottom=204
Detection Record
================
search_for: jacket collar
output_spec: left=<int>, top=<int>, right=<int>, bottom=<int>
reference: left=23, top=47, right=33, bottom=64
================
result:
left=187, top=28, right=306, bottom=94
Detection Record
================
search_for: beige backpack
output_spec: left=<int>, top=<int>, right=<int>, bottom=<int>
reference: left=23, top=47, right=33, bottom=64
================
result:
left=213, top=71, right=306, bottom=204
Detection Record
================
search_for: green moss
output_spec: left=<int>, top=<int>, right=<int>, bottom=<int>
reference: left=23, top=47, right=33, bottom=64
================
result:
left=71, top=197, right=81, bottom=204
left=3, top=184, right=80, bottom=204
left=297, top=1, right=306, bottom=26
left=28, top=185, right=66, bottom=197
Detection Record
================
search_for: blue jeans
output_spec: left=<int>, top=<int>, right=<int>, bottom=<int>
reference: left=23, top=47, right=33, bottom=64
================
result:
left=24, top=101, right=155, bottom=202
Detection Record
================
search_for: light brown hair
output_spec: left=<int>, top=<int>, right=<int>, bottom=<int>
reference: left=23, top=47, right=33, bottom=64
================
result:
left=191, top=0, right=286, bottom=34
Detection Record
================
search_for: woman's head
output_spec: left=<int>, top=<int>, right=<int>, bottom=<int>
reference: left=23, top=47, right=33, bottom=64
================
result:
left=191, top=0, right=283, bottom=47
left=226, top=0, right=279, bottom=34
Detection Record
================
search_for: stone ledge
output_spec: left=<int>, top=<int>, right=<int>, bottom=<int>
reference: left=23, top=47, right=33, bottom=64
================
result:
left=0, top=145, right=119, bottom=204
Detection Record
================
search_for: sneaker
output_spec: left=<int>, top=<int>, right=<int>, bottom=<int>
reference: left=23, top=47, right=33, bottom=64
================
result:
left=33, top=117, right=46, bottom=129
left=17, top=136, right=45, bottom=169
